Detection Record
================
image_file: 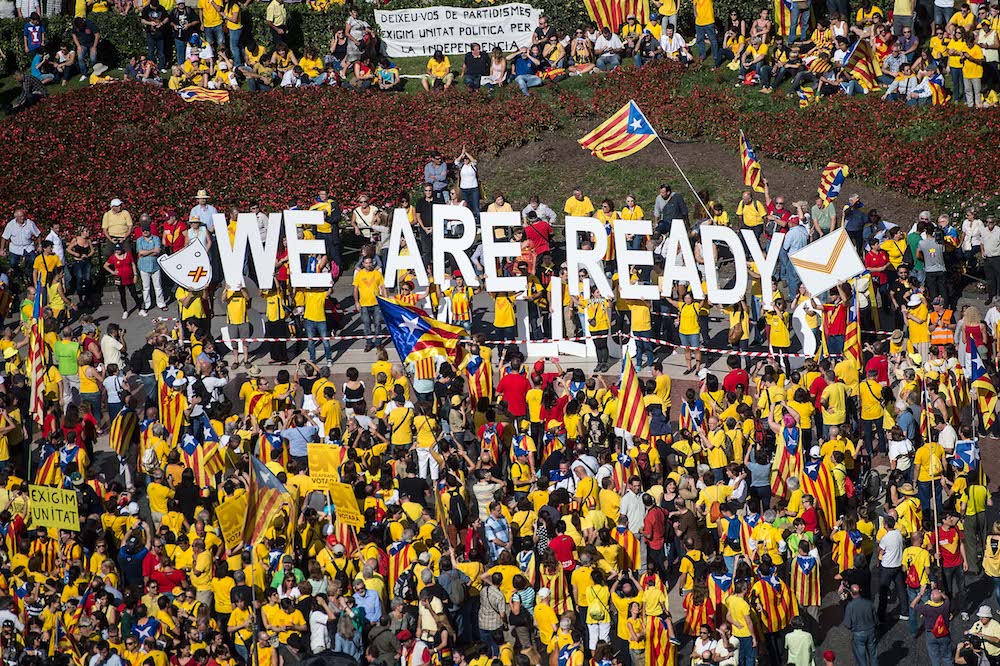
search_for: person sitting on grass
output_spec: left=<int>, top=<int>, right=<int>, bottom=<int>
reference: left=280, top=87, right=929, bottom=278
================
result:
left=299, top=47, right=325, bottom=85
left=269, top=41, right=298, bottom=79
left=30, top=52, right=56, bottom=85
left=182, top=52, right=210, bottom=87
left=660, top=24, right=691, bottom=63
left=569, top=28, right=596, bottom=75
left=508, top=45, right=543, bottom=96
left=375, top=57, right=401, bottom=91
left=739, top=35, right=773, bottom=92
left=89, top=62, right=115, bottom=85
left=349, top=57, right=375, bottom=89
left=52, top=43, right=76, bottom=86
left=422, top=49, right=454, bottom=90
left=209, top=54, right=238, bottom=89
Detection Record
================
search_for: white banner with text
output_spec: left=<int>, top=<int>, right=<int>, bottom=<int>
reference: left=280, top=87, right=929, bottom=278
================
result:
left=374, top=3, right=542, bottom=58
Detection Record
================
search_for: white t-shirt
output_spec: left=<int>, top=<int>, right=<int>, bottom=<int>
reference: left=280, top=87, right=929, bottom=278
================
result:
left=103, top=375, right=126, bottom=405
left=457, top=162, right=478, bottom=189
left=100, top=334, right=124, bottom=369
left=660, top=33, right=686, bottom=56
left=878, top=529, right=904, bottom=568
left=46, top=230, right=64, bottom=262
left=962, top=218, right=984, bottom=251
left=594, top=34, right=624, bottom=53
left=887, top=438, right=914, bottom=471
left=2, top=219, right=40, bottom=256
left=937, top=424, right=958, bottom=453
left=309, top=610, right=330, bottom=653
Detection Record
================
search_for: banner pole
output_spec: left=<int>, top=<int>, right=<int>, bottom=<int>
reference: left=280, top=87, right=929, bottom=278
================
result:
left=651, top=132, right=713, bottom=220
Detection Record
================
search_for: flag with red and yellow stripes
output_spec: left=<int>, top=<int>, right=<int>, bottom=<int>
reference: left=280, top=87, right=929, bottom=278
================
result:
left=750, top=572, right=797, bottom=633
left=579, top=101, right=657, bottom=163
left=682, top=593, right=715, bottom=636
left=739, top=131, right=765, bottom=193
left=387, top=541, right=415, bottom=592
left=791, top=554, right=822, bottom=607
left=611, top=525, right=641, bottom=571
left=646, top=615, right=677, bottom=666
left=582, top=0, right=650, bottom=31
left=244, top=455, right=290, bottom=545
left=614, top=353, right=649, bottom=439
left=771, top=429, right=803, bottom=500
left=540, top=564, right=572, bottom=614
left=800, top=459, right=837, bottom=534
left=109, top=407, right=138, bottom=458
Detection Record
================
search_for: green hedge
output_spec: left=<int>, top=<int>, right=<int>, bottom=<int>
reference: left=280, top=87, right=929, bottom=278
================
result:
left=0, top=0, right=869, bottom=71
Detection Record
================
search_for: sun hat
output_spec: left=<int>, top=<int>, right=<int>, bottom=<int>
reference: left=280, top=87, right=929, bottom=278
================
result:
left=92, top=63, right=108, bottom=76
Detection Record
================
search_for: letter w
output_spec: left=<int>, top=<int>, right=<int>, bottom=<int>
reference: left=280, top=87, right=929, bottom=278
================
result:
left=213, top=212, right=283, bottom=289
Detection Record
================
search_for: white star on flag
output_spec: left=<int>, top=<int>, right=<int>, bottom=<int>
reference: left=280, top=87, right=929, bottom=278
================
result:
left=630, top=118, right=643, bottom=131
left=401, top=316, right=422, bottom=335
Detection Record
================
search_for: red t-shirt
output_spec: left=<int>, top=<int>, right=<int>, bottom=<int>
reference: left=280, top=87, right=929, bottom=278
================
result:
left=864, top=249, right=890, bottom=285
left=132, top=221, right=161, bottom=240
left=766, top=202, right=793, bottom=226
left=108, top=252, right=136, bottom=285
left=935, top=527, right=964, bottom=569
left=643, top=507, right=667, bottom=550
left=809, top=375, right=828, bottom=410
left=525, top=220, right=554, bottom=255
left=150, top=567, right=188, bottom=592
left=801, top=506, right=819, bottom=534
left=541, top=394, right=569, bottom=424
left=497, top=372, right=531, bottom=418
left=163, top=221, right=188, bottom=252
left=824, top=302, right=847, bottom=336
left=723, top=368, right=750, bottom=393
left=549, top=534, right=577, bottom=571
left=865, top=356, right=889, bottom=385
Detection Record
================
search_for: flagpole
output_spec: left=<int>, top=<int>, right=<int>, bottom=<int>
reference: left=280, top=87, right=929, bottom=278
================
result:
left=923, top=386, right=942, bottom=562
left=639, top=106, right=712, bottom=220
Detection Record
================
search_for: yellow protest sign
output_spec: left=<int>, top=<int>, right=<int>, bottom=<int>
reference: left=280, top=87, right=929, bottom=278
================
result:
left=329, top=482, right=364, bottom=529
left=216, top=492, right=248, bottom=550
left=29, top=485, right=79, bottom=531
left=308, top=443, right=341, bottom=490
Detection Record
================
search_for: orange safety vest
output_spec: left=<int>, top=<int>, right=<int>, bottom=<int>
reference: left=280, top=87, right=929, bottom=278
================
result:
left=929, top=309, right=954, bottom=346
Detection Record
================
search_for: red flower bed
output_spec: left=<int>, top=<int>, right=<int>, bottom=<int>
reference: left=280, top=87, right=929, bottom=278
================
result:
left=588, top=61, right=1000, bottom=209
left=0, top=83, right=558, bottom=233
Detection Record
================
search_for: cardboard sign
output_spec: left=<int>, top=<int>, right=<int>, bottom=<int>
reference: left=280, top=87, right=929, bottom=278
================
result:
left=29, top=485, right=79, bottom=531
left=329, top=482, right=365, bottom=529
left=308, top=443, right=341, bottom=490
left=216, top=492, right=248, bottom=550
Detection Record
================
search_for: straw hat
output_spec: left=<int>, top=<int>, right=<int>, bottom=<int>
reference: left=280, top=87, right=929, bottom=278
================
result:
left=899, top=483, right=917, bottom=496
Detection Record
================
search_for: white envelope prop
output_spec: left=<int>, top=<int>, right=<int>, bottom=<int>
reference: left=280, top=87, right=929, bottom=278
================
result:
left=158, top=239, right=213, bottom=291
left=789, top=228, right=864, bottom=296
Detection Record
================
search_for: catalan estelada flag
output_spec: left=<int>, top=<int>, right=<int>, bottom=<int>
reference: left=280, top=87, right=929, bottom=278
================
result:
left=611, top=524, right=641, bottom=570
left=750, top=571, right=797, bottom=633
left=844, top=287, right=861, bottom=385
left=645, top=615, right=676, bottom=666
left=770, top=428, right=802, bottom=500
left=109, top=407, right=138, bottom=458
left=928, top=72, right=951, bottom=105
left=378, top=297, right=466, bottom=367
left=739, top=130, right=765, bottom=193
left=791, top=554, right=822, bottom=607
left=615, top=353, right=649, bottom=439
left=579, top=101, right=656, bottom=162
left=387, top=540, right=415, bottom=591
left=465, top=352, right=493, bottom=403
left=797, top=85, right=816, bottom=108
left=774, top=0, right=793, bottom=37
left=970, top=342, right=997, bottom=430
left=818, top=162, right=849, bottom=206
left=245, top=455, right=290, bottom=545
left=179, top=86, right=230, bottom=104
left=27, top=278, right=45, bottom=427
left=582, top=0, right=649, bottom=31
left=843, top=40, right=882, bottom=92
left=800, top=458, right=836, bottom=534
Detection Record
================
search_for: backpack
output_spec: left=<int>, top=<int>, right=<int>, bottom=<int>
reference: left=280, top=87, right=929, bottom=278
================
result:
left=393, top=564, right=418, bottom=603
left=329, top=558, right=350, bottom=589
left=448, top=491, right=470, bottom=530
left=931, top=611, right=950, bottom=638
left=635, top=450, right=651, bottom=478
left=683, top=553, right=708, bottom=583
left=586, top=414, right=609, bottom=448
left=905, top=563, right=921, bottom=589
left=752, top=415, right=767, bottom=447
left=844, top=476, right=856, bottom=499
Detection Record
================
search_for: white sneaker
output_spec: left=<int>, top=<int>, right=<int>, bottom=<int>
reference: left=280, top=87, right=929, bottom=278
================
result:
left=122, top=311, right=129, bottom=320
left=139, top=310, right=148, bottom=317
left=79, top=74, right=87, bottom=82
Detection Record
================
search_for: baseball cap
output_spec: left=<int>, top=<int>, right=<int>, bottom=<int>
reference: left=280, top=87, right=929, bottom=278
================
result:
left=110, top=198, right=123, bottom=207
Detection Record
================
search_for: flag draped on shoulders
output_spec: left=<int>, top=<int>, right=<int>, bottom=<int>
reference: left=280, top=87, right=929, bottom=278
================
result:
left=615, top=354, right=649, bottom=439
left=843, top=40, right=883, bottom=92
left=800, top=459, right=836, bottom=533
left=771, top=427, right=802, bottom=500
left=245, top=455, right=291, bottom=545
left=27, top=278, right=45, bottom=426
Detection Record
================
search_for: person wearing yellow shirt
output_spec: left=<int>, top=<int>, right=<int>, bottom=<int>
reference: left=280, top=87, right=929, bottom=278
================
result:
left=764, top=299, right=792, bottom=361
left=353, top=255, right=386, bottom=352
left=200, top=0, right=224, bottom=52
left=299, top=285, right=332, bottom=363
left=737, top=191, right=768, bottom=236
left=564, top=188, right=595, bottom=217
left=820, top=370, right=848, bottom=433
left=725, top=583, right=756, bottom=653
left=667, top=290, right=705, bottom=375
left=857, top=369, right=887, bottom=456
left=586, top=287, right=613, bottom=371
left=422, top=49, right=454, bottom=90
left=959, top=32, right=985, bottom=107
left=913, top=436, right=946, bottom=512
left=692, top=0, right=718, bottom=61
left=223, top=282, right=250, bottom=367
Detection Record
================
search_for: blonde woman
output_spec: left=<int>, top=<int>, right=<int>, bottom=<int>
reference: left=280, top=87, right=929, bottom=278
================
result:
left=486, top=47, right=507, bottom=89
left=961, top=305, right=988, bottom=367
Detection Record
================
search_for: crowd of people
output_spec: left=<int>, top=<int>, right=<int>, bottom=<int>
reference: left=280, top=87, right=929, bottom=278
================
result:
left=9, top=0, right=1000, bottom=107
left=0, top=131, right=998, bottom=666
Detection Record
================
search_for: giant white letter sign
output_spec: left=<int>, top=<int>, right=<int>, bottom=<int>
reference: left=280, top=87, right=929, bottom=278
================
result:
left=384, top=208, right=428, bottom=288
left=432, top=204, right=478, bottom=287
left=565, top=216, right=613, bottom=297
left=284, top=210, right=332, bottom=289
left=614, top=219, right=658, bottom=300
left=481, top=212, right=526, bottom=293
left=743, top=230, right=784, bottom=309
left=213, top=213, right=282, bottom=289
left=659, top=219, right=703, bottom=299
left=701, top=225, right=747, bottom=305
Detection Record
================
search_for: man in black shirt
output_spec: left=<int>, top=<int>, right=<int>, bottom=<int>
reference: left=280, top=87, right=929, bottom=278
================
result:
left=462, top=42, right=490, bottom=89
left=414, top=183, right=442, bottom=255
left=532, top=15, right=555, bottom=46
left=169, top=0, right=200, bottom=66
left=141, top=0, right=170, bottom=70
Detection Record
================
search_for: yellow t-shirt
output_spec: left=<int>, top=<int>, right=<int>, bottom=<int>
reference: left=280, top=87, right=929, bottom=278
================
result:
left=176, top=287, right=205, bottom=320
left=353, top=269, right=384, bottom=308
left=302, top=289, right=327, bottom=323
left=678, top=302, right=700, bottom=335
left=225, top=290, right=248, bottom=325
left=200, top=0, right=223, bottom=28
left=387, top=407, right=414, bottom=445
left=765, top=311, right=791, bottom=348
left=737, top=199, right=767, bottom=227
left=907, top=302, right=930, bottom=344
left=564, top=196, right=595, bottom=217
left=427, top=56, right=451, bottom=78
left=964, top=43, right=985, bottom=79
left=494, top=292, right=516, bottom=328
left=821, top=382, right=848, bottom=425
left=629, top=300, right=652, bottom=333
left=726, top=595, right=753, bottom=637
left=299, top=56, right=322, bottom=78
left=914, top=443, right=945, bottom=482
left=693, top=0, right=714, bottom=26
left=858, top=379, right=884, bottom=421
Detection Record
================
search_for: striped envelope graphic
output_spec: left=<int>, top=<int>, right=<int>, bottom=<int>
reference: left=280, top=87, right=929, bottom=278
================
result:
left=789, top=228, right=865, bottom=295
